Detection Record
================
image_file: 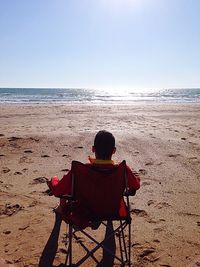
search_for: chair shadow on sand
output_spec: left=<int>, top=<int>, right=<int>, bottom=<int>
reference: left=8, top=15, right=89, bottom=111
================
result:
left=38, top=212, right=63, bottom=267
left=38, top=213, right=116, bottom=267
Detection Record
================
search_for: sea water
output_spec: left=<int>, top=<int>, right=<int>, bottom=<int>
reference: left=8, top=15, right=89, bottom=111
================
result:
left=0, top=88, right=200, bottom=104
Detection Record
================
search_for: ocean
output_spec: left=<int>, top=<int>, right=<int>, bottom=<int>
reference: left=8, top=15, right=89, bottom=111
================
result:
left=0, top=88, right=200, bottom=104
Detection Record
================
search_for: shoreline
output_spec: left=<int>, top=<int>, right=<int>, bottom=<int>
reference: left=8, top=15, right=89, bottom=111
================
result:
left=1, top=101, right=200, bottom=106
left=0, top=103, right=200, bottom=266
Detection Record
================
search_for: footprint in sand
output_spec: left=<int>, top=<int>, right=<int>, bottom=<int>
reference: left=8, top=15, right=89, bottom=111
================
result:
left=153, top=239, right=160, bottom=243
left=2, top=167, right=10, bottom=174
left=41, top=154, right=50, bottom=158
left=62, top=154, right=70, bottom=157
left=18, top=225, right=29, bottom=231
left=0, top=134, right=5, bottom=137
left=147, top=218, right=158, bottom=224
left=24, top=150, right=33, bottom=153
left=145, top=162, right=154, bottom=166
left=31, top=177, right=48, bottom=184
left=58, top=248, right=68, bottom=254
left=139, top=248, right=156, bottom=257
left=139, top=169, right=147, bottom=175
left=153, top=227, right=164, bottom=233
left=156, top=202, right=171, bottom=209
left=9, top=142, right=20, bottom=148
left=0, top=203, right=23, bottom=216
left=142, top=181, right=151, bottom=186
left=189, top=156, right=198, bottom=160
left=19, top=156, right=26, bottom=163
left=131, top=208, right=148, bottom=217
left=177, top=211, right=200, bottom=218
left=139, top=247, right=162, bottom=263
left=28, top=200, right=40, bottom=207
left=167, top=153, right=180, bottom=158
left=3, top=230, right=11, bottom=235
left=14, top=171, right=22, bottom=175
left=132, top=242, right=142, bottom=248
left=0, top=154, right=5, bottom=157
left=19, top=156, right=33, bottom=164
left=0, top=258, right=15, bottom=267
left=186, top=257, right=200, bottom=267
left=61, top=168, right=69, bottom=172
left=30, top=137, right=39, bottom=142
left=165, top=190, right=173, bottom=194
left=75, top=146, right=83, bottom=149
left=1, top=183, right=13, bottom=189
left=8, top=136, right=22, bottom=141
left=147, top=200, right=155, bottom=206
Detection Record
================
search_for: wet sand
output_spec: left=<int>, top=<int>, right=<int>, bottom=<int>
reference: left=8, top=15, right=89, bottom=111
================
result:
left=0, top=103, right=200, bottom=267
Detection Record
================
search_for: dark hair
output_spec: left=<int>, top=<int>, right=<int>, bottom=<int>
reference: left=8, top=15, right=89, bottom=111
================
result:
left=94, top=130, right=115, bottom=159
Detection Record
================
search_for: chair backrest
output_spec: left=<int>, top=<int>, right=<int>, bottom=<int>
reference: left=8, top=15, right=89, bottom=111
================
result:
left=71, top=160, right=127, bottom=221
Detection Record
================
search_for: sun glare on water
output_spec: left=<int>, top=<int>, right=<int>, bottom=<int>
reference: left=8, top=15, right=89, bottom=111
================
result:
left=96, top=87, right=159, bottom=97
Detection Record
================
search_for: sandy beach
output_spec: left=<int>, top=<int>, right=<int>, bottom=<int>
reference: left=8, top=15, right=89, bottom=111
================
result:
left=0, top=103, right=200, bottom=267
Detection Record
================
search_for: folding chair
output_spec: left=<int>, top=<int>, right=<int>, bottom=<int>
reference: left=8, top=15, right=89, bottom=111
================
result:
left=60, top=160, right=132, bottom=267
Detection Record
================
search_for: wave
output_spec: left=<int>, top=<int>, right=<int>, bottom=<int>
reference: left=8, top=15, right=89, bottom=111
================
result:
left=0, top=88, right=200, bottom=104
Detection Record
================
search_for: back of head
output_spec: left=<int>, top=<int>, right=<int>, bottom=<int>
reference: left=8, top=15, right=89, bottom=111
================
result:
left=94, top=130, right=115, bottom=160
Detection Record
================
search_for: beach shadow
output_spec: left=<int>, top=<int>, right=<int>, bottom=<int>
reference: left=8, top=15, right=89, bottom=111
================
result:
left=38, top=212, right=62, bottom=267
left=38, top=216, right=116, bottom=267
left=96, top=221, right=116, bottom=267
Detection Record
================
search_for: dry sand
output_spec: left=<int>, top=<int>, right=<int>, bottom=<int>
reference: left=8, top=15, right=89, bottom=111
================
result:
left=0, top=103, right=200, bottom=267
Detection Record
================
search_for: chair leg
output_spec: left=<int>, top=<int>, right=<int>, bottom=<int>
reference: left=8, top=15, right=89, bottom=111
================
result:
left=118, top=220, right=132, bottom=267
left=121, top=220, right=128, bottom=263
left=65, top=224, right=73, bottom=266
left=118, top=227, right=124, bottom=263
left=128, top=222, right=131, bottom=267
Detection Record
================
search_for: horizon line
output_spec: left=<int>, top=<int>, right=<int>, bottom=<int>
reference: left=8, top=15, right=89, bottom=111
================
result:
left=0, top=87, right=200, bottom=90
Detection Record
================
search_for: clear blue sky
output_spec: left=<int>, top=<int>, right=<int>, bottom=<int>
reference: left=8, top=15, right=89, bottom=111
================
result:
left=0, top=0, right=200, bottom=91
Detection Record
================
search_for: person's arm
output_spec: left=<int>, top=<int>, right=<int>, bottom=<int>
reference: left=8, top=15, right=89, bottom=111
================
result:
left=126, top=166, right=140, bottom=195
left=48, top=170, right=72, bottom=197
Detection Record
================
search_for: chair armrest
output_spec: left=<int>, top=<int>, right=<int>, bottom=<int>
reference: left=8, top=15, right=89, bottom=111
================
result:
left=124, top=189, right=136, bottom=196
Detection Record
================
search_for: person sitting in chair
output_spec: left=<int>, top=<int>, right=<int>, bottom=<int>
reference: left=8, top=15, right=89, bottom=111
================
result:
left=48, top=130, right=140, bottom=227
